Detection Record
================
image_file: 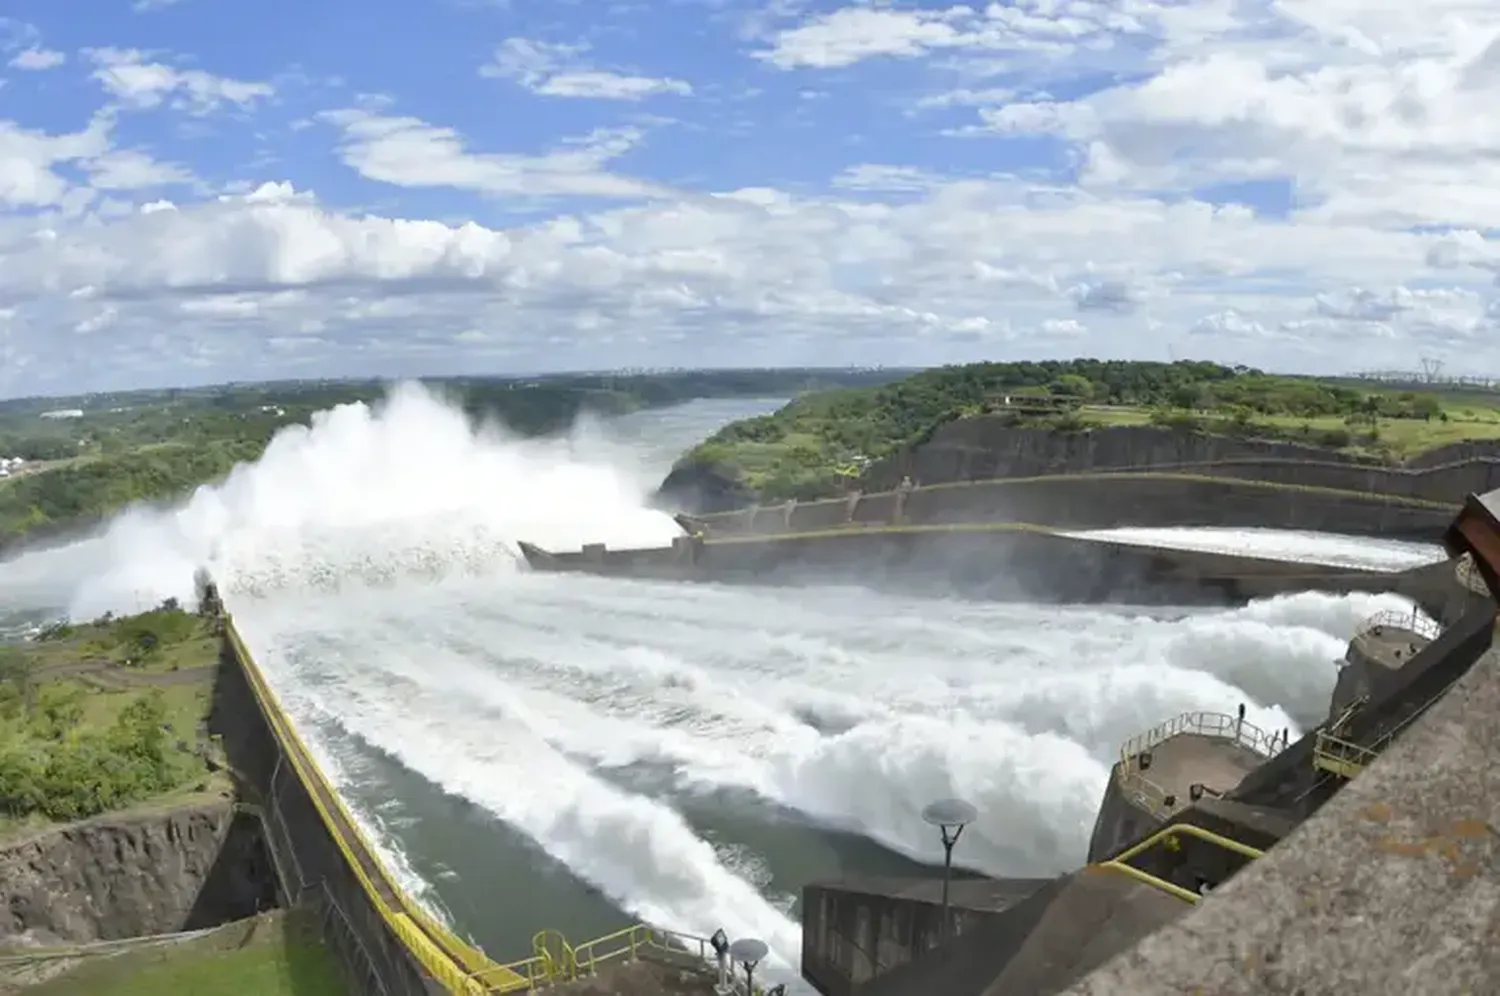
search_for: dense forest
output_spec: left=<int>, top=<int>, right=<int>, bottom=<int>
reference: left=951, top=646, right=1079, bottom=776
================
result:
left=669, top=360, right=1475, bottom=504
left=0, top=368, right=909, bottom=546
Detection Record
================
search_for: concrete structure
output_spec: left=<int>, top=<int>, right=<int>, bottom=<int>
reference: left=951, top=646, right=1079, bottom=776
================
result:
left=689, top=473, right=1455, bottom=542
left=213, top=591, right=731, bottom=996
left=795, top=485, right=1500, bottom=996
left=518, top=526, right=1459, bottom=619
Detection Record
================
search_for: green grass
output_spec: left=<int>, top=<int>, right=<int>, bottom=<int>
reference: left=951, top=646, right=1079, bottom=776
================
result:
left=0, top=607, right=225, bottom=838
left=21, top=909, right=347, bottom=996
left=1077, top=403, right=1500, bottom=459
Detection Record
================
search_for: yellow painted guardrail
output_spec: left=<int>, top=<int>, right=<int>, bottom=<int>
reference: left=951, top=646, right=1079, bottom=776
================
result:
left=224, top=616, right=516, bottom=994
left=488, top=924, right=719, bottom=991
left=1095, top=822, right=1266, bottom=905
left=1312, top=731, right=1379, bottom=779
left=226, top=614, right=720, bottom=994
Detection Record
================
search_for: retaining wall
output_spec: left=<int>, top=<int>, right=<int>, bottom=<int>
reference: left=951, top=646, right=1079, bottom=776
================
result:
left=533, top=526, right=1444, bottom=609
left=694, top=475, right=1454, bottom=542
left=859, top=423, right=1500, bottom=502
left=215, top=619, right=517, bottom=996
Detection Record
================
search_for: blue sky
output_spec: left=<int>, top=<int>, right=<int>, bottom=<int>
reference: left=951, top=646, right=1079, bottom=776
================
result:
left=1, top=0, right=1499, bottom=395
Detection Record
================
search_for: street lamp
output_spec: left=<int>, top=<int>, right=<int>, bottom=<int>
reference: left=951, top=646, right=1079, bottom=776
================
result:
left=921, top=797, right=978, bottom=948
left=728, top=938, right=768, bottom=996
left=709, top=929, right=732, bottom=995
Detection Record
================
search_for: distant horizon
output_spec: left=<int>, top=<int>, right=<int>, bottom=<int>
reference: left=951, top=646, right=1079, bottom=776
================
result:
left=4, top=358, right=1497, bottom=408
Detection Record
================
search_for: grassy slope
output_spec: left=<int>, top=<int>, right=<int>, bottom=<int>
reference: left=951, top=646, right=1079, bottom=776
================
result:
left=0, top=607, right=225, bottom=839
left=674, top=365, right=1500, bottom=504
left=19, top=909, right=345, bottom=996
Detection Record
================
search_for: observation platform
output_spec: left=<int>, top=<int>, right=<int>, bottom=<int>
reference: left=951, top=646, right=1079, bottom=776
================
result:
left=1347, top=609, right=1439, bottom=672
left=1117, top=713, right=1285, bottom=821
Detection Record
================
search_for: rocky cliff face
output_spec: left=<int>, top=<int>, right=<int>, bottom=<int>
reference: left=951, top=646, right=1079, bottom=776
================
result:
left=0, top=800, right=276, bottom=945
left=654, top=460, right=755, bottom=514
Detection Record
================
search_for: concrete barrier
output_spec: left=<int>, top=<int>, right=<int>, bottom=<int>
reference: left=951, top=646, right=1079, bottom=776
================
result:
left=521, top=525, right=1448, bottom=609
left=692, top=474, right=1456, bottom=541
left=215, top=618, right=525, bottom=995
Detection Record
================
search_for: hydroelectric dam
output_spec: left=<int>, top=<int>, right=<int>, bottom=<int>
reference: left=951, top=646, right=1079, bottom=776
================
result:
left=2, top=392, right=1497, bottom=996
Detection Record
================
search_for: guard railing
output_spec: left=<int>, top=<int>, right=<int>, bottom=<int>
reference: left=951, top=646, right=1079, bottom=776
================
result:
left=1356, top=609, right=1441, bottom=642
left=1096, top=822, right=1266, bottom=905
left=1116, top=711, right=1287, bottom=819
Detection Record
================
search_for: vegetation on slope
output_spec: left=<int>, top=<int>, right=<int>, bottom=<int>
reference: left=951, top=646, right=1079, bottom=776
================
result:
left=0, top=368, right=906, bottom=547
left=670, top=360, right=1499, bottom=504
left=0, top=605, right=222, bottom=831
left=21, top=908, right=346, bottom=996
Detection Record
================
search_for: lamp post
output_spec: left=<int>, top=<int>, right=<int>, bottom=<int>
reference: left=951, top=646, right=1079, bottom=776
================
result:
left=710, top=929, right=731, bottom=995
left=921, top=797, right=978, bottom=948
left=728, top=938, right=768, bottom=996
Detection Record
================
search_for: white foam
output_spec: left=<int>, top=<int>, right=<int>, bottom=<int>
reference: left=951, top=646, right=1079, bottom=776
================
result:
left=50, top=382, right=683, bottom=617
left=1070, top=526, right=1444, bottom=572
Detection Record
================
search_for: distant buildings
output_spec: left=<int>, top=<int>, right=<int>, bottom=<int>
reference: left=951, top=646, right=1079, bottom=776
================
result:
left=0, top=456, right=26, bottom=478
left=39, top=409, right=85, bottom=419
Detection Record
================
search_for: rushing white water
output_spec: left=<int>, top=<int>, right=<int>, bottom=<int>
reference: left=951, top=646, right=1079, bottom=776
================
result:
left=0, top=382, right=1441, bottom=987
left=1070, top=526, right=1444, bottom=573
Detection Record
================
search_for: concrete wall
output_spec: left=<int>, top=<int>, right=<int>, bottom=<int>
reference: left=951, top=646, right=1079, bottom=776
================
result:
left=860, top=423, right=1500, bottom=501
left=801, top=879, right=1044, bottom=996
left=696, top=475, right=1454, bottom=541
left=1085, top=770, right=1160, bottom=865
left=216, top=618, right=480, bottom=990
left=535, top=527, right=1441, bottom=609
left=1063, top=640, right=1500, bottom=996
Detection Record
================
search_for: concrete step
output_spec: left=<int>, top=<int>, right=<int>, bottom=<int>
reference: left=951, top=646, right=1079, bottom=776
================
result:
left=979, top=867, right=1187, bottom=996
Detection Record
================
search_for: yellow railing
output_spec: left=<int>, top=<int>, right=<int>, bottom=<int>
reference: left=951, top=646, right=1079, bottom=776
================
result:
left=227, top=612, right=727, bottom=995
left=489, top=925, right=717, bottom=992
left=1356, top=609, right=1441, bottom=642
left=1312, top=730, right=1380, bottom=779
left=224, top=617, right=515, bottom=994
left=1095, top=822, right=1266, bottom=905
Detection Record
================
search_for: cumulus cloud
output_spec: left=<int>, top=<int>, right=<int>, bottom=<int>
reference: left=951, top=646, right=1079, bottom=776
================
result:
left=481, top=38, right=692, bottom=101
left=2, top=2, right=1500, bottom=395
left=9, top=47, right=64, bottom=71
left=86, top=48, right=273, bottom=114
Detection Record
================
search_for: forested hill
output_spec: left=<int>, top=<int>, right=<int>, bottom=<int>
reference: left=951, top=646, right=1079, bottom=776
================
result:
left=657, top=359, right=1493, bottom=510
left=0, top=368, right=911, bottom=551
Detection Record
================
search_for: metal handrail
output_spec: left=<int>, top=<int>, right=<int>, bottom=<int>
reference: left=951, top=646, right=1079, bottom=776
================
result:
left=1095, top=822, right=1266, bottom=905
left=488, top=924, right=721, bottom=992
left=1456, top=554, right=1490, bottom=595
left=1356, top=609, right=1441, bottom=642
left=1312, top=731, right=1380, bottom=779
left=1119, top=711, right=1283, bottom=767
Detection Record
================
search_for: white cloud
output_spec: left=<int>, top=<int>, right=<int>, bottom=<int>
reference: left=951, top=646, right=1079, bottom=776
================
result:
left=321, top=108, right=670, bottom=200
left=86, top=48, right=273, bottom=115
left=3, top=4, right=1500, bottom=395
left=481, top=38, right=692, bottom=101
left=9, top=47, right=64, bottom=71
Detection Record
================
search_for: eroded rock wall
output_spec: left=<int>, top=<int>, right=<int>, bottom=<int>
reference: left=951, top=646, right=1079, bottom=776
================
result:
left=0, top=800, right=274, bottom=945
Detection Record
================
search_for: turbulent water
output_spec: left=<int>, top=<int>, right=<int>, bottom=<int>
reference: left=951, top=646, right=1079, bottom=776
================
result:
left=0, top=384, right=1447, bottom=988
